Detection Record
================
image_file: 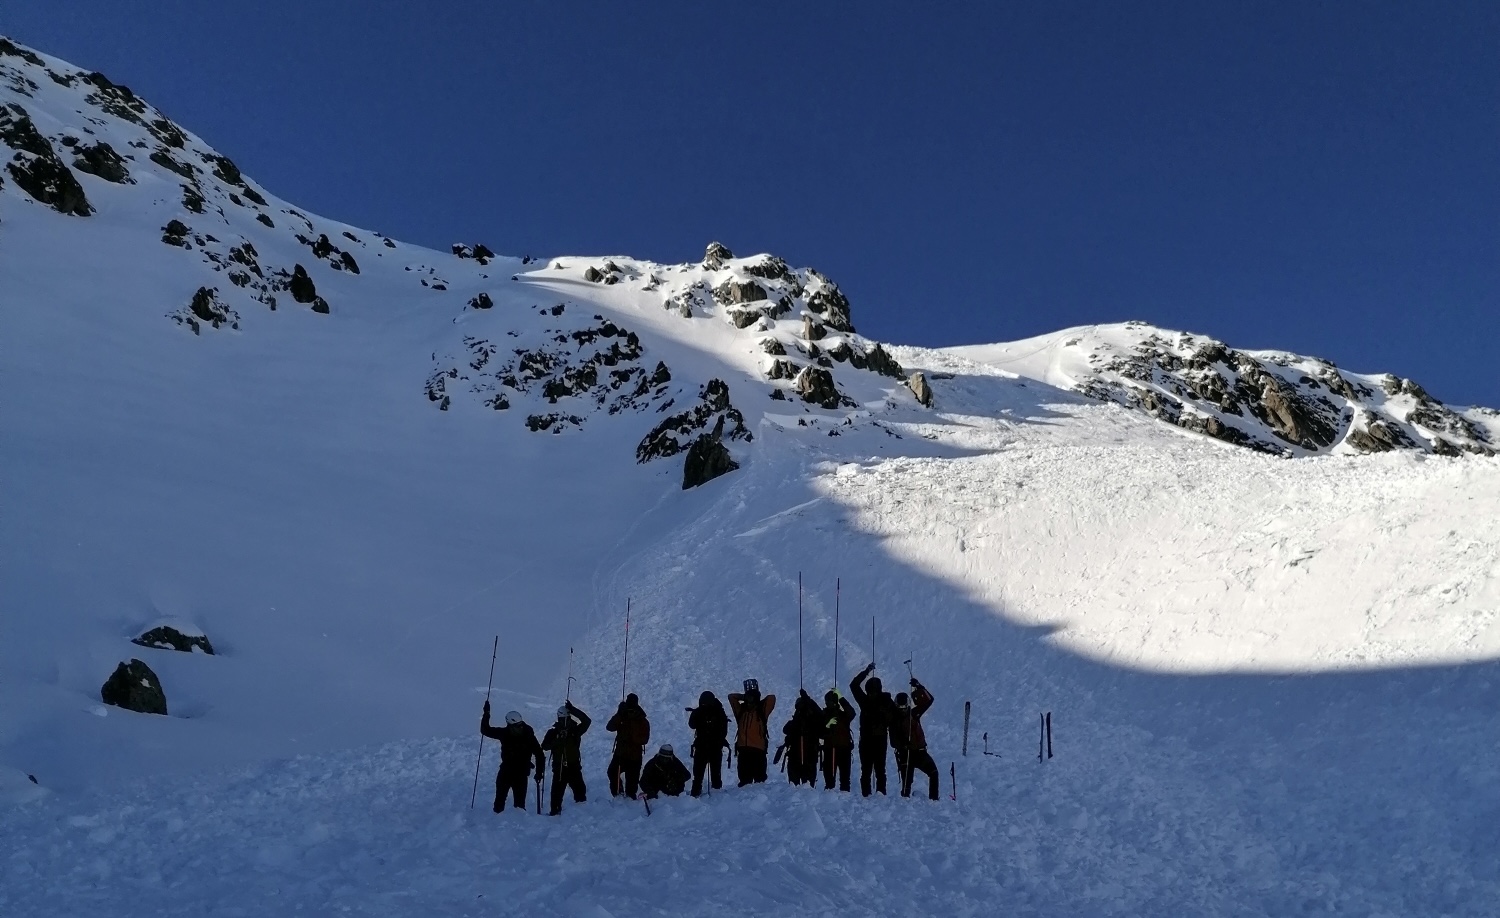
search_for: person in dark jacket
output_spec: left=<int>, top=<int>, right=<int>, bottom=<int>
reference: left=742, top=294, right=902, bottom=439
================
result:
left=540, top=701, right=591, bottom=815
left=638, top=744, right=691, bottom=799
left=686, top=690, right=730, bottom=796
left=480, top=702, right=545, bottom=812
left=605, top=693, right=651, bottom=798
left=728, top=679, right=777, bottom=786
left=850, top=662, right=896, bottom=796
left=891, top=680, right=939, bottom=800
left=780, top=690, right=823, bottom=786
left=819, top=689, right=856, bottom=792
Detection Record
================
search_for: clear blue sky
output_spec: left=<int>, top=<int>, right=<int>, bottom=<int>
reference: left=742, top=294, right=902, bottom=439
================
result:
left=8, top=2, right=1498, bottom=404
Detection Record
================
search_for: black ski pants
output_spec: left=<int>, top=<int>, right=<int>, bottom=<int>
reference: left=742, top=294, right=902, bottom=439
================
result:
left=822, top=744, right=852, bottom=791
left=493, top=762, right=530, bottom=812
left=548, top=763, right=586, bottom=815
left=859, top=739, right=888, bottom=796
left=608, top=751, right=642, bottom=798
left=691, top=748, right=723, bottom=797
left=894, top=747, right=940, bottom=800
left=736, top=746, right=768, bottom=786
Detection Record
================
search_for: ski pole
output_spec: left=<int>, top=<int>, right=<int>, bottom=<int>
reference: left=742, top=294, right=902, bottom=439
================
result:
left=833, top=577, right=841, bottom=689
left=962, top=701, right=970, bottom=757
left=1047, top=712, right=1053, bottom=759
left=565, top=647, right=574, bottom=703
left=621, top=599, right=631, bottom=701
left=798, top=572, right=804, bottom=691
left=1039, top=713, right=1044, bottom=763
left=949, top=762, right=956, bottom=802
left=871, top=616, right=876, bottom=667
left=469, top=635, right=499, bottom=809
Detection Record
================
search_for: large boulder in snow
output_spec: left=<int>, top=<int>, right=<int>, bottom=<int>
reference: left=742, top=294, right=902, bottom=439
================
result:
left=132, top=625, right=215, bottom=655
left=100, top=659, right=168, bottom=715
left=713, top=279, right=767, bottom=306
left=908, top=372, right=934, bottom=407
left=682, top=434, right=739, bottom=489
left=0, top=103, right=93, bottom=216
left=70, top=140, right=132, bottom=184
left=795, top=366, right=845, bottom=409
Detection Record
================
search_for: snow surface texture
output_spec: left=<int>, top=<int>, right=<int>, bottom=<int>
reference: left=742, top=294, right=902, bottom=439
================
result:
left=3, top=36, right=1499, bottom=916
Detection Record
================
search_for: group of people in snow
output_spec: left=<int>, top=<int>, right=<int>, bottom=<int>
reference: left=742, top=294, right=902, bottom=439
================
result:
left=479, top=663, right=939, bottom=816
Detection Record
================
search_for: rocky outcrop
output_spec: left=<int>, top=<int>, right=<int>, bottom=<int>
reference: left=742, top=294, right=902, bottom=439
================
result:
left=795, top=366, right=850, bottom=409
left=168, top=287, right=239, bottom=335
left=637, top=379, right=751, bottom=462
left=287, top=265, right=329, bottom=313
left=100, top=659, right=168, bottom=715
left=0, top=103, right=92, bottom=215
left=713, top=278, right=767, bottom=307
left=682, top=435, right=739, bottom=489
left=469, top=292, right=493, bottom=310
left=70, top=140, right=131, bottom=184
left=133, top=625, right=215, bottom=655
left=703, top=241, right=733, bottom=270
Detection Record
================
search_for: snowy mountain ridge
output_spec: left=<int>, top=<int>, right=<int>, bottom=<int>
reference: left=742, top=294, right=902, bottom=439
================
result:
left=4, top=35, right=1500, bottom=917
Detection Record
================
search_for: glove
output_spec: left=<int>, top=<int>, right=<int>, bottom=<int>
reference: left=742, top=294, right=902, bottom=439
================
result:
left=483, top=700, right=491, bottom=715
left=910, top=678, right=919, bottom=687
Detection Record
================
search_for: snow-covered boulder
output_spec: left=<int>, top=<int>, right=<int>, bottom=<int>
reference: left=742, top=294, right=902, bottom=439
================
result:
left=133, top=624, right=215, bottom=655
left=100, top=659, right=168, bottom=715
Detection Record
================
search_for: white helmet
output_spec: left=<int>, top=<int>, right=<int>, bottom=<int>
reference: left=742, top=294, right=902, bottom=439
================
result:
left=504, top=711, right=522, bottom=725
left=659, top=744, right=673, bottom=756
left=557, top=705, right=570, bottom=719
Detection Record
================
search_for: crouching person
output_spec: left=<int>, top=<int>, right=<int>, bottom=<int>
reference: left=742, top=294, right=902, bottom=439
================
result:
left=638, top=744, right=691, bottom=800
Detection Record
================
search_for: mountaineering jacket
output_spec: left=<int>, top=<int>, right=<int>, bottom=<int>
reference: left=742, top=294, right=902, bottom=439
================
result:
left=821, top=695, right=856, bottom=749
left=891, top=683, right=934, bottom=751
left=480, top=711, right=545, bottom=774
left=727, top=692, right=777, bottom=751
left=606, top=702, right=651, bottom=755
left=639, top=751, right=691, bottom=796
left=849, top=668, right=896, bottom=746
left=541, top=704, right=592, bottom=771
left=688, top=695, right=730, bottom=756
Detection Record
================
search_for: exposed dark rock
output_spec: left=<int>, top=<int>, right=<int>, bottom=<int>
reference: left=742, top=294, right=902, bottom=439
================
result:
left=583, top=266, right=604, bottom=283
left=760, top=338, right=786, bottom=356
left=181, top=184, right=205, bottom=213
left=703, top=241, right=734, bottom=270
left=338, top=251, right=360, bottom=274
left=133, top=625, right=215, bottom=655
left=1345, top=412, right=1415, bottom=453
left=713, top=279, right=767, bottom=306
left=767, top=358, right=801, bottom=381
left=149, top=148, right=195, bottom=180
left=161, top=219, right=189, bottom=247
left=240, top=185, right=267, bottom=206
left=862, top=343, right=904, bottom=379
left=100, top=659, right=167, bottom=715
left=0, top=104, right=93, bottom=216
left=310, top=297, right=330, bottom=314
left=203, top=153, right=242, bottom=185
left=805, top=274, right=854, bottom=332
left=71, top=140, right=132, bottom=184
left=256, top=213, right=274, bottom=228
left=795, top=366, right=847, bottom=409
left=469, top=292, right=494, bottom=310
left=682, top=435, right=739, bottom=489
left=802, top=315, right=826, bottom=341
left=637, top=379, right=751, bottom=462
left=908, top=372, right=934, bottom=407
left=0, top=38, right=46, bottom=67
left=169, top=286, right=239, bottom=335
left=744, top=255, right=789, bottom=280
left=289, top=264, right=318, bottom=304
left=729, top=309, right=762, bottom=329
left=82, top=72, right=148, bottom=124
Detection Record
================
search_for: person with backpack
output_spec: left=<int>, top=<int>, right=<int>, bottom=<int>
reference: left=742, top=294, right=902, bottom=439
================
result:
left=540, top=700, right=592, bottom=816
left=479, top=702, right=546, bottom=813
left=727, top=679, right=777, bottom=786
left=819, top=688, right=856, bottom=792
left=891, top=679, right=939, bottom=800
left=638, top=744, right=691, bottom=799
left=605, top=693, right=651, bottom=799
left=849, top=662, right=896, bottom=796
left=780, top=690, right=824, bottom=786
left=686, top=690, right=730, bottom=796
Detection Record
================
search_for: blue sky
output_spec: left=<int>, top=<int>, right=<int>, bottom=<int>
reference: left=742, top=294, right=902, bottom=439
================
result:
left=8, top=2, right=1498, bottom=404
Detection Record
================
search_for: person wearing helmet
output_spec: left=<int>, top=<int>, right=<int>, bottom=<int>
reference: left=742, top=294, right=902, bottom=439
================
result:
left=686, top=690, right=730, bottom=796
left=891, top=678, right=938, bottom=800
left=638, top=744, right=691, bottom=799
left=728, top=678, right=777, bottom=786
left=605, top=693, right=651, bottom=798
left=850, top=662, right=896, bottom=796
left=540, top=700, right=592, bottom=816
left=819, top=688, right=857, bottom=792
left=480, top=701, right=545, bottom=813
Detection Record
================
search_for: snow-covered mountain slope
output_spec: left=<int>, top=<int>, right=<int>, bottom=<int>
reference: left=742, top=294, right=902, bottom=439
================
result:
left=947, top=322, right=1500, bottom=457
left=4, top=36, right=1500, bottom=916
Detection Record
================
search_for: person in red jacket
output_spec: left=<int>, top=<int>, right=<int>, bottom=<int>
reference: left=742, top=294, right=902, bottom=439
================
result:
left=891, top=679, right=938, bottom=800
left=605, top=693, right=651, bottom=798
left=479, top=702, right=545, bottom=812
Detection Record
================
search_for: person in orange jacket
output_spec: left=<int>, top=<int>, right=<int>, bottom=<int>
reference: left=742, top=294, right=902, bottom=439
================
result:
left=727, top=679, right=777, bottom=786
